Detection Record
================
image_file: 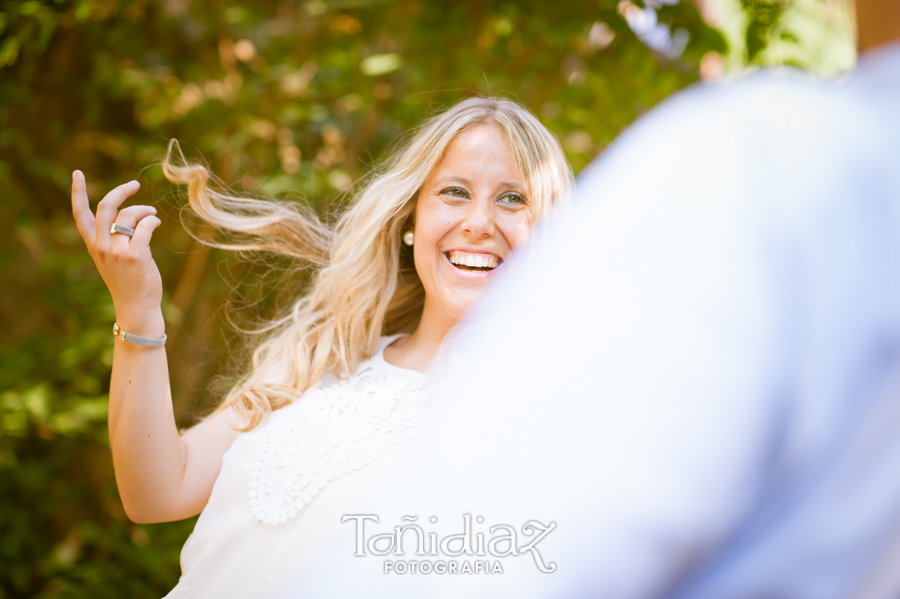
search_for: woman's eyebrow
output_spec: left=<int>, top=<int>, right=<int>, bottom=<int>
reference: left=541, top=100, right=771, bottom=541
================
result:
left=434, top=176, right=524, bottom=191
left=433, top=176, right=473, bottom=187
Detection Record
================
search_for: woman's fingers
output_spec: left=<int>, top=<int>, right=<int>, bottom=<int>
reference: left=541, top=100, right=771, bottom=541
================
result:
left=110, top=206, right=160, bottom=251
left=129, top=215, right=162, bottom=250
left=114, top=205, right=158, bottom=229
left=71, top=171, right=96, bottom=243
left=96, top=180, right=142, bottom=243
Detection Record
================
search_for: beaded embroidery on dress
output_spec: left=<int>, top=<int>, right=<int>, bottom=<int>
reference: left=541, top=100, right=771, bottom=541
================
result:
left=248, top=342, right=431, bottom=525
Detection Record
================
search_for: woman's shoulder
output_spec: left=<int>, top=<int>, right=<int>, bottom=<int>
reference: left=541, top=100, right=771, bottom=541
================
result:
left=258, top=334, right=430, bottom=416
left=364, top=334, right=431, bottom=383
left=309, top=335, right=405, bottom=389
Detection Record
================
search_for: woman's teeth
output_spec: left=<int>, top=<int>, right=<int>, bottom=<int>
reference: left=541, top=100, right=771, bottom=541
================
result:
left=448, top=251, right=499, bottom=271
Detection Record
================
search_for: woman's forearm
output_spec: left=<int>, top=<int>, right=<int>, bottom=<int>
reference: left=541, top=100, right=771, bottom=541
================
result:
left=107, top=306, right=189, bottom=523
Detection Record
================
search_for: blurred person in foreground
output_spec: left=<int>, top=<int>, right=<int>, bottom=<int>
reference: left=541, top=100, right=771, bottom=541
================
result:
left=288, top=0, right=900, bottom=597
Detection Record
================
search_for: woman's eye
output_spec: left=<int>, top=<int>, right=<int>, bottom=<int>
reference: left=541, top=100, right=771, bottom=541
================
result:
left=441, top=187, right=469, bottom=199
left=499, top=192, right=527, bottom=205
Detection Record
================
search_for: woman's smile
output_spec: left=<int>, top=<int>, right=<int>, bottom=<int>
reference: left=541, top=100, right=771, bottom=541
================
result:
left=444, top=249, right=503, bottom=278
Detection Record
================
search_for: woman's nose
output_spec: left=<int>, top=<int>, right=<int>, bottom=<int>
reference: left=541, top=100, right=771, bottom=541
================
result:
left=461, top=196, right=496, bottom=239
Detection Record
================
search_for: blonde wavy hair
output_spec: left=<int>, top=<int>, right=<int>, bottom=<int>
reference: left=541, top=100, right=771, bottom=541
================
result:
left=163, top=96, right=574, bottom=430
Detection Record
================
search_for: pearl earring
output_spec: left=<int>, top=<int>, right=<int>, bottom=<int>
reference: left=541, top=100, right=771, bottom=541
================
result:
left=403, top=230, right=414, bottom=246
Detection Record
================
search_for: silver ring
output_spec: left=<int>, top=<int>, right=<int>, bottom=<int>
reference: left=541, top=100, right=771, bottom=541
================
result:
left=110, top=223, right=135, bottom=237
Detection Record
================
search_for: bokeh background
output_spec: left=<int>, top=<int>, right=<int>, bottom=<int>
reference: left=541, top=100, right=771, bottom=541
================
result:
left=0, top=0, right=854, bottom=596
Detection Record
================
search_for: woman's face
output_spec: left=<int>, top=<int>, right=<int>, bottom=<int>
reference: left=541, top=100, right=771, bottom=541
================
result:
left=413, top=123, right=533, bottom=329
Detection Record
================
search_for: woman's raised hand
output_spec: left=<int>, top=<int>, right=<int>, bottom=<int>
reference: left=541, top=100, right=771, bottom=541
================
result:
left=71, top=170, right=165, bottom=334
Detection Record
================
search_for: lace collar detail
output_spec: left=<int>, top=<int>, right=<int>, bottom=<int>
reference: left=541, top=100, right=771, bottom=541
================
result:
left=248, top=336, right=431, bottom=525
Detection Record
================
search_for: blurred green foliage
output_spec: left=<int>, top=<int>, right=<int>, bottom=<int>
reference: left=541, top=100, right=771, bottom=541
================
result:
left=743, top=0, right=791, bottom=62
left=0, top=0, right=828, bottom=595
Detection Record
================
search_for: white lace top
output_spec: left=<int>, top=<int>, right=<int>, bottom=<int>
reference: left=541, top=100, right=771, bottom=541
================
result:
left=164, top=334, right=432, bottom=599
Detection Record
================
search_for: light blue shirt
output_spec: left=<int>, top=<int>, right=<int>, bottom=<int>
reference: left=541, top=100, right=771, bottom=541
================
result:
left=290, top=43, right=900, bottom=598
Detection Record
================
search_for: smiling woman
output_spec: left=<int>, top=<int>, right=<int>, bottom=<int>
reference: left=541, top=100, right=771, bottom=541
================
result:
left=70, top=96, right=573, bottom=598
